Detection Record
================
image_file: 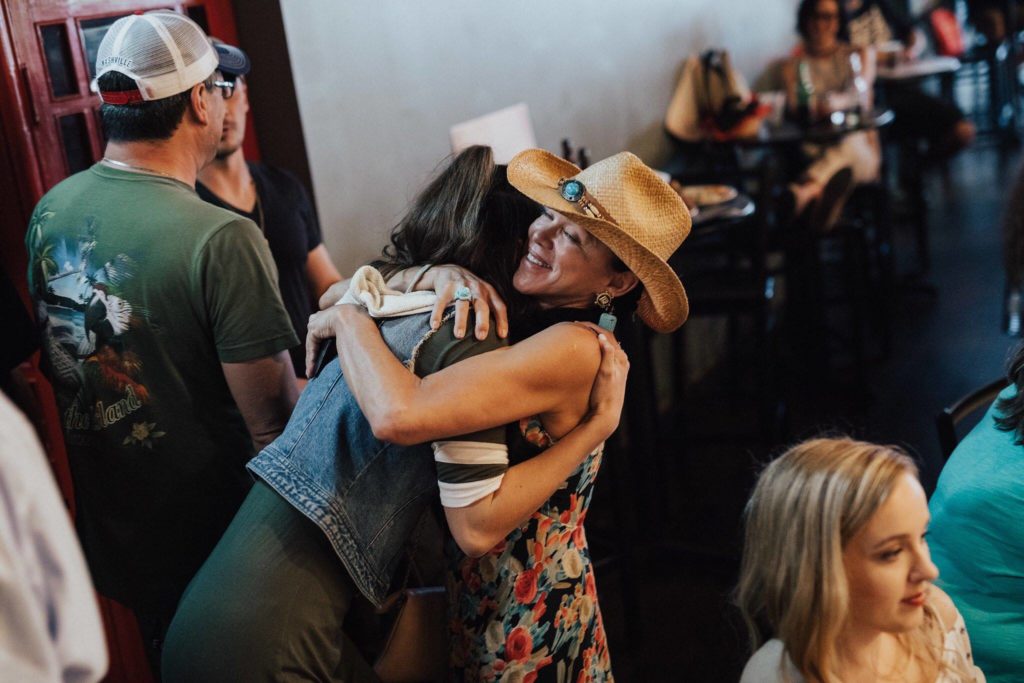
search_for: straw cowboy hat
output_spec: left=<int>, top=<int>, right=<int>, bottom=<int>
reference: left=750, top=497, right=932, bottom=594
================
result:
left=507, top=149, right=691, bottom=333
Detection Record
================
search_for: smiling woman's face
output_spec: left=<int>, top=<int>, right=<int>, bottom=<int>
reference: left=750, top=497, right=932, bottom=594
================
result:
left=512, top=208, right=628, bottom=309
left=842, top=473, right=939, bottom=636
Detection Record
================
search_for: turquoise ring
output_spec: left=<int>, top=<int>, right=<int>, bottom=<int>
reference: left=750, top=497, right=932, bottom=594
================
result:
left=453, top=286, right=473, bottom=302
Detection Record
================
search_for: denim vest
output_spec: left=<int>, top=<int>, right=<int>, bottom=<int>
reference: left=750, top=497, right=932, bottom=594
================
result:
left=247, top=313, right=437, bottom=608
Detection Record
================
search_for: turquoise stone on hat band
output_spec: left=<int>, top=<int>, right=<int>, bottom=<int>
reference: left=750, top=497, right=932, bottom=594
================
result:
left=559, top=179, right=585, bottom=203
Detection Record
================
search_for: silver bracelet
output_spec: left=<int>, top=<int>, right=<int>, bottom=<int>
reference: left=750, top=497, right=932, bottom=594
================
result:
left=405, top=263, right=433, bottom=294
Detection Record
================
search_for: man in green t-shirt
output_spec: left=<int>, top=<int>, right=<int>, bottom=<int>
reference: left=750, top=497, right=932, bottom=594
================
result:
left=25, top=11, right=298, bottom=665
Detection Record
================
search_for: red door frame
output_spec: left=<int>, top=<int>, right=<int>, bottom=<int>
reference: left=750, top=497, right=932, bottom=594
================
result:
left=0, top=3, right=247, bottom=681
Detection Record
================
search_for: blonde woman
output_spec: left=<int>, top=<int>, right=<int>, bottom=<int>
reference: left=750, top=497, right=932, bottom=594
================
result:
left=736, top=438, right=985, bottom=683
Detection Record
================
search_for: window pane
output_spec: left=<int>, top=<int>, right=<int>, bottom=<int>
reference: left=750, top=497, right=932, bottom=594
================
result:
left=40, top=23, right=76, bottom=97
left=58, top=113, right=93, bottom=174
left=80, top=15, right=130, bottom=80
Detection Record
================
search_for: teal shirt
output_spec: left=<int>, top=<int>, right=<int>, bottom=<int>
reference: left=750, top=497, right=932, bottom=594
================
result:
left=929, top=385, right=1024, bottom=683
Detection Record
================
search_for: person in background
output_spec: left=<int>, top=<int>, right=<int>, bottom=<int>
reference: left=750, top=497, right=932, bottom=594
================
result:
left=841, top=0, right=975, bottom=159
left=26, top=11, right=299, bottom=670
left=196, top=40, right=342, bottom=378
left=783, top=0, right=877, bottom=231
left=966, top=0, right=1024, bottom=45
left=737, top=437, right=985, bottom=683
left=928, top=343, right=1024, bottom=683
left=0, top=390, right=107, bottom=683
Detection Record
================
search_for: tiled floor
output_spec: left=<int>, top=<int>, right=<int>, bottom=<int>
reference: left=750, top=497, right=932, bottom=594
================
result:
left=591, top=141, right=1021, bottom=681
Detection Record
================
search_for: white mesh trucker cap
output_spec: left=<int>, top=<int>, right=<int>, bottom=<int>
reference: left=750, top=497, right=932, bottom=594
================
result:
left=94, top=11, right=247, bottom=104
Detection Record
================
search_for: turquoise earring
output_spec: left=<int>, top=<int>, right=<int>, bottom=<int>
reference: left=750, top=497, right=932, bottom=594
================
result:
left=595, top=291, right=617, bottom=332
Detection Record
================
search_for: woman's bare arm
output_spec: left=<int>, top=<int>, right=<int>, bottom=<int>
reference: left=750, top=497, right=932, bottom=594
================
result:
left=305, top=244, right=343, bottom=299
left=445, top=333, right=629, bottom=557
left=307, top=304, right=624, bottom=557
left=306, top=304, right=600, bottom=444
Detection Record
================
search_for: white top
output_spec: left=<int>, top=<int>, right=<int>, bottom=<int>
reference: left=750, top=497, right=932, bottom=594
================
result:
left=740, top=608, right=986, bottom=683
left=0, top=393, right=107, bottom=682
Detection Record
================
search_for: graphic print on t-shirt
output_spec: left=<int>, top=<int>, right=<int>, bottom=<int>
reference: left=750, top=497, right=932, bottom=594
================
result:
left=28, top=210, right=161, bottom=447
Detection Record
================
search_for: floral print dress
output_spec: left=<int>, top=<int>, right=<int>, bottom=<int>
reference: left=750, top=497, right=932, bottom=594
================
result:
left=447, top=418, right=613, bottom=683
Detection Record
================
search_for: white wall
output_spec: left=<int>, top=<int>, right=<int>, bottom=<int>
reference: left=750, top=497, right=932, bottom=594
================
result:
left=281, top=0, right=799, bottom=274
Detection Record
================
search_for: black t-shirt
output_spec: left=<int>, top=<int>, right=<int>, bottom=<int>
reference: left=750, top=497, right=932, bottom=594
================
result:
left=197, top=162, right=323, bottom=376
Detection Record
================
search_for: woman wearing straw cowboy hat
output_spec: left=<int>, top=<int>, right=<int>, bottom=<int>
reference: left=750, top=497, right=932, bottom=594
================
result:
left=305, top=148, right=690, bottom=680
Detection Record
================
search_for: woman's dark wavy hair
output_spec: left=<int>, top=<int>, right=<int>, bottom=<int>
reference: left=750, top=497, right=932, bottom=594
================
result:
left=797, top=0, right=849, bottom=43
left=376, top=145, right=538, bottom=325
left=995, top=342, right=1024, bottom=443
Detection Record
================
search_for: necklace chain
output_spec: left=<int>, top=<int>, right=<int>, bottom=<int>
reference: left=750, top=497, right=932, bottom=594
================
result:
left=101, top=157, right=184, bottom=183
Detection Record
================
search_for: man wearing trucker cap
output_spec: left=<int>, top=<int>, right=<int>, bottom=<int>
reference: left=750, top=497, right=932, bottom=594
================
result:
left=25, top=10, right=298, bottom=667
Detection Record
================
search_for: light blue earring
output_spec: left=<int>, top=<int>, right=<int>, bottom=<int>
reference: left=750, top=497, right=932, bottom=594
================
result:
left=595, top=291, right=617, bottom=332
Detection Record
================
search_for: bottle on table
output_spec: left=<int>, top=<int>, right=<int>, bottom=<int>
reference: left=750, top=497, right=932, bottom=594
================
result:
left=796, top=59, right=815, bottom=126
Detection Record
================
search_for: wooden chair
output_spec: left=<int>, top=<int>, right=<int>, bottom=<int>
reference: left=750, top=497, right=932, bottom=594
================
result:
left=936, top=377, right=1010, bottom=461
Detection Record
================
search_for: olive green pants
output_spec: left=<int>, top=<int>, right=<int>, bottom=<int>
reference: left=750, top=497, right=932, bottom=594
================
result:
left=161, top=480, right=380, bottom=682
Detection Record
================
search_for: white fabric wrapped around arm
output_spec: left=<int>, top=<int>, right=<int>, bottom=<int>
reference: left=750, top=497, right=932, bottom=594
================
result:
left=338, top=265, right=437, bottom=318
left=433, top=440, right=509, bottom=508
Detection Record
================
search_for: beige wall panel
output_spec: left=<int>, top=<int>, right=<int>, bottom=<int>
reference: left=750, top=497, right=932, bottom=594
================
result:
left=281, top=0, right=798, bottom=274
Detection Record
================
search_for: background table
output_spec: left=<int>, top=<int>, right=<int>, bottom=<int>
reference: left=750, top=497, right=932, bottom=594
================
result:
left=690, top=192, right=755, bottom=232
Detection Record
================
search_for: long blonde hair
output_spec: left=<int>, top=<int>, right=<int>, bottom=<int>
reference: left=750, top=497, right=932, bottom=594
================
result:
left=735, top=437, right=943, bottom=682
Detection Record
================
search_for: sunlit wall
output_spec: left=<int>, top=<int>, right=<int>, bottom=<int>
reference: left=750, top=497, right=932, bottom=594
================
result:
left=281, top=0, right=799, bottom=273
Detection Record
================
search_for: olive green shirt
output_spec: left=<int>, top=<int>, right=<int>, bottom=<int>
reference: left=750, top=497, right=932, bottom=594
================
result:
left=26, top=163, right=297, bottom=608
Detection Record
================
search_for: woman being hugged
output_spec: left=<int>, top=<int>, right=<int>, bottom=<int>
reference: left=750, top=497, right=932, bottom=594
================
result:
left=737, top=438, right=985, bottom=683
left=782, top=0, right=880, bottom=230
left=311, top=148, right=691, bottom=681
